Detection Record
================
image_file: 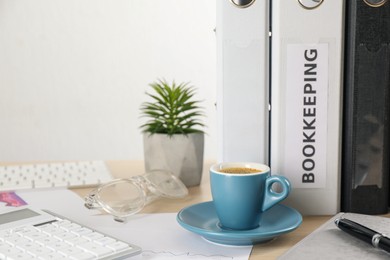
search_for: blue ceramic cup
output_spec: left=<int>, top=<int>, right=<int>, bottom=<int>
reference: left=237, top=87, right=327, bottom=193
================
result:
left=210, top=162, right=291, bottom=230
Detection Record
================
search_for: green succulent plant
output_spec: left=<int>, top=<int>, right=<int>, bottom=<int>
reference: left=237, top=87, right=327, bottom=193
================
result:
left=140, top=79, right=205, bottom=136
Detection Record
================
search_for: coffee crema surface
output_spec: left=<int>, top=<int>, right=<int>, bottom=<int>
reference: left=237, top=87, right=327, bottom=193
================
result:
left=219, top=167, right=261, bottom=174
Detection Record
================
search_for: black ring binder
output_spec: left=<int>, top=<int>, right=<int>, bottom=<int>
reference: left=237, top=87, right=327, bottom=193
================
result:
left=341, top=0, right=390, bottom=215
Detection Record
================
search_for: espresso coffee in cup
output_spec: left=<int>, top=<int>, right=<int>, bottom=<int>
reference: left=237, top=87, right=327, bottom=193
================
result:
left=218, top=167, right=261, bottom=174
left=210, top=162, right=290, bottom=230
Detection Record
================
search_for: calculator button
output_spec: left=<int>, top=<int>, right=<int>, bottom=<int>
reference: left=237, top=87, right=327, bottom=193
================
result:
left=7, top=252, right=34, bottom=260
left=77, top=241, right=113, bottom=257
left=15, top=241, right=40, bottom=251
left=35, top=236, right=61, bottom=246
left=83, top=232, right=104, bottom=241
left=94, top=236, right=116, bottom=246
left=0, top=230, right=10, bottom=239
left=69, top=251, right=96, bottom=260
left=56, top=222, right=81, bottom=231
left=58, top=246, right=84, bottom=257
left=38, top=224, right=64, bottom=235
left=54, top=231, right=78, bottom=241
left=38, top=251, right=68, bottom=260
left=0, top=244, right=24, bottom=256
left=25, top=245, right=54, bottom=257
left=13, top=226, right=40, bottom=235
left=46, top=240, right=72, bottom=251
left=65, top=236, right=89, bottom=246
left=0, top=241, right=13, bottom=249
left=24, top=231, right=50, bottom=241
left=106, top=241, right=131, bottom=251
left=55, top=219, right=72, bottom=225
left=70, top=227, right=93, bottom=236
left=1, top=232, right=22, bottom=242
left=4, top=236, right=31, bottom=245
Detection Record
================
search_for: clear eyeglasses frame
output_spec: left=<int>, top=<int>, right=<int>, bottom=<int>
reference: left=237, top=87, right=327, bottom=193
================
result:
left=84, top=170, right=188, bottom=222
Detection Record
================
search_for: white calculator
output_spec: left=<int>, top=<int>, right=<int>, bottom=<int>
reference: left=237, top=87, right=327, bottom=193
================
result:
left=0, top=206, right=141, bottom=259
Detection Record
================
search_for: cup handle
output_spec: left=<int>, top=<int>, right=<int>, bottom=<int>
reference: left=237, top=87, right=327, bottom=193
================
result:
left=262, top=175, right=291, bottom=212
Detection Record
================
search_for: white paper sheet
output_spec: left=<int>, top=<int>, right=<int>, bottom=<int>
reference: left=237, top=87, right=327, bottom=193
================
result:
left=4, top=189, right=252, bottom=259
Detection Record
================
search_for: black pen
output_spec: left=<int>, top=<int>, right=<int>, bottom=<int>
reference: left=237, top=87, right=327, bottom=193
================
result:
left=335, top=218, right=390, bottom=254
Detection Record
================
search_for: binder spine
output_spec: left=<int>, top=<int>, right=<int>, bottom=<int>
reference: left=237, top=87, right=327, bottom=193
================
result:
left=270, top=0, right=344, bottom=215
left=341, top=0, right=390, bottom=214
left=216, top=0, right=270, bottom=163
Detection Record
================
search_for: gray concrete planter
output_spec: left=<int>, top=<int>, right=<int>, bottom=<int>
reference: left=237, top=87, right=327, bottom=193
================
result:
left=143, top=133, right=204, bottom=187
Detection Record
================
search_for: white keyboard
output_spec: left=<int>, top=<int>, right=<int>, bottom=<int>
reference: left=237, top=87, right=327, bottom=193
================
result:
left=0, top=161, right=113, bottom=191
left=0, top=206, right=141, bottom=259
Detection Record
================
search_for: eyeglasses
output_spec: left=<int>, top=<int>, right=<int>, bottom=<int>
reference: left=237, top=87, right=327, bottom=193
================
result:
left=84, top=170, right=188, bottom=222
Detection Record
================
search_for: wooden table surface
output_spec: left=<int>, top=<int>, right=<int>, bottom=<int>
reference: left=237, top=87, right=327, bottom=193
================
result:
left=72, top=160, right=333, bottom=259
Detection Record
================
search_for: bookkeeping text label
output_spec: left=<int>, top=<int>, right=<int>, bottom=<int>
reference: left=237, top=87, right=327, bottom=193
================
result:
left=302, top=49, right=317, bottom=184
left=284, top=43, right=329, bottom=189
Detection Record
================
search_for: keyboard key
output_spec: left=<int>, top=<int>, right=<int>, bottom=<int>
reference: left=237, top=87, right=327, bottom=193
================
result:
left=0, top=161, right=113, bottom=190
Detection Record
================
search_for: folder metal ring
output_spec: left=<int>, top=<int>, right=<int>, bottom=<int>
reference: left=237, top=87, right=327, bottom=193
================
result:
left=363, top=0, right=388, bottom=7
left=229, top=0, right=256, bottom=8
left=298, top=0, right=324, bottom=9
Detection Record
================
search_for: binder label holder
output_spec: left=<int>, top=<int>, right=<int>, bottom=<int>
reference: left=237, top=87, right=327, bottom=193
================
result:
left=284, top=43, right=329, bottom=189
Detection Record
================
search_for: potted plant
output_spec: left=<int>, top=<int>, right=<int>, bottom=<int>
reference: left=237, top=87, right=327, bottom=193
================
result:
left=140, top=79, right=205, bottom=187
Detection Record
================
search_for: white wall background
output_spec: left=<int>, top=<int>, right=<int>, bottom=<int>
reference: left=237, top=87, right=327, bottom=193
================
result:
left=0, top=0, right=217, bottom=162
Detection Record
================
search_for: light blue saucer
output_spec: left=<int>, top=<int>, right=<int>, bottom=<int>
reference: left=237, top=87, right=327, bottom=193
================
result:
left=177, top=201, right=302, bottom=246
